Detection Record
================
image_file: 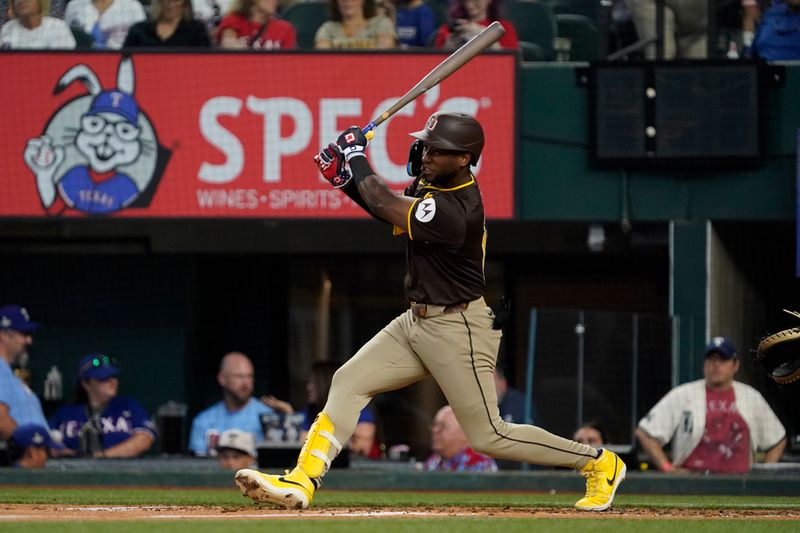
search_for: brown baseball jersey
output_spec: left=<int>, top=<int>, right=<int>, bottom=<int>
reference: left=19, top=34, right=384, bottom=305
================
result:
left=403, top=175, right=486, bottom=305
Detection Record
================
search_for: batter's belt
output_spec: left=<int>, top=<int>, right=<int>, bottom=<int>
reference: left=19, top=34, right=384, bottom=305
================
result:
left=409, top=298, right=484, bottom=319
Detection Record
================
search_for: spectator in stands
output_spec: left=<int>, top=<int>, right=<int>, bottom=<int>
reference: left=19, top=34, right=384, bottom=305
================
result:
left=216, top=428, right=257, bottom=470
left=264, top=360, right=381, bottom=458
left=0, top=0, right=76, bottom=48
left=315, top=0, right=396, bottom=49
left=393, top=0, right=437, bottom=47
left=49, top=354, right=156, bottom=458
left=65, top=0, right=146, bottom=49
left=0, top=305, right=49, bottom=441
left=752, top=0, right=800, bottom=60
left=123, top=0, right=211, bottom=47
left=494, top=366, right=530, bottom=424
left=422, top=405, right=497, bottom=471
left=216, top=0, right=296, bottom=49
left=8, top=424, right=62, bottom=468
left=433, top=0, right=518, bottom=49
left=189, top=351, right=277, bottom=455
left=636, top=337, right=786, bottom=474
left=628, top=0, right=707, bottom=59
left=574, top=421, right=607, bottom=448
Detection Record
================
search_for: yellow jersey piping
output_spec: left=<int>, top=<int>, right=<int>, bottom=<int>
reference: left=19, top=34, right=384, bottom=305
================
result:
left=423, top=175, right=475, bottom=192
left=407, top=198, right=420, bottom=240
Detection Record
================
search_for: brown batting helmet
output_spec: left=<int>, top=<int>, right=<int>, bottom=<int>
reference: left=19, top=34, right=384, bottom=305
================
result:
left=409, top=112, right=485, bottom=165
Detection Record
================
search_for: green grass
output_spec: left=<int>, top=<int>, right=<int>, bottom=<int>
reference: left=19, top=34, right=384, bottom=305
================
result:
left=0, top=487, right=797, bottom=532
left=0, top=486, right=797, bottom=509
left=0, top=520, right=798, bottom=533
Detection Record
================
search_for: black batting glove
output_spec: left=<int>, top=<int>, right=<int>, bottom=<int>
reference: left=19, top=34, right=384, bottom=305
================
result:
left=336, top=126, right=368, bottom=162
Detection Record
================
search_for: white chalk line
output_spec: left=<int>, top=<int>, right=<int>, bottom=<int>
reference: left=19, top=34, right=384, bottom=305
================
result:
left=27, top=508, right=473, bottom=520
left=153, top=511, right=463, bottom=519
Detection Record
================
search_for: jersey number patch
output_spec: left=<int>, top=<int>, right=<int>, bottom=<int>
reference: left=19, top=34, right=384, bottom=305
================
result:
left=415, top=198, right=436, bottom=223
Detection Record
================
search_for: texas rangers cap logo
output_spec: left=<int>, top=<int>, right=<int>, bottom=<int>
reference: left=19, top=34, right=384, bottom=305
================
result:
left=415, top=198, right=436, bottom=223
left=426, top=115, right=438, bottom=131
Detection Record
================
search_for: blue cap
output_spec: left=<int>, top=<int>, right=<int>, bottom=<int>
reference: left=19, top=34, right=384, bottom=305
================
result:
left=0, top=304, right=40, bottom=333
left=78, top=353, right=119, bottom=381
left=11, top=424, right=63, bottom=449
left=87, top=90, right=139, bottom=124
left=705, top=337, right=738, bottom=360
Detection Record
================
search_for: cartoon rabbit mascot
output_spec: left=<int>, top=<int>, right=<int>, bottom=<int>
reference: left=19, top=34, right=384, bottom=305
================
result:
left=24, top=56, right=160, bottom=215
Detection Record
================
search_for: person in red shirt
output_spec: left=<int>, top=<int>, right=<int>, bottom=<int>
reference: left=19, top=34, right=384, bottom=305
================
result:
left=216, top=0, right=296, bottom=50
left=637, top=337, right=786, bottom=474
left=433, top=0, right=518, bottom=49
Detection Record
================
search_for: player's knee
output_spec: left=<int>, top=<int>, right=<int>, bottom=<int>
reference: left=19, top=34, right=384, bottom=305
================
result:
left=465, top=419, right=511, bottom=455
left=329, top=367, right=350, bottom=395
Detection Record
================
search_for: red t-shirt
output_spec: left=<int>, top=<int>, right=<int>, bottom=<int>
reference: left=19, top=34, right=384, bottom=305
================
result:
left=433, top=18, right=519, bottom=49
left=216, top=14, right=296, bottom=50
left=682, top=387, right=750, bottom=473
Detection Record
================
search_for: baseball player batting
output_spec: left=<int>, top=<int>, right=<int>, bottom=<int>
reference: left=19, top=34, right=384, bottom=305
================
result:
left=235, top=114, right=626, bottom=511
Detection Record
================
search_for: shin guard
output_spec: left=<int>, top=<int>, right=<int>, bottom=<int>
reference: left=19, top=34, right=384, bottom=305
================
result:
left=296, top=412, right=342, bottom=480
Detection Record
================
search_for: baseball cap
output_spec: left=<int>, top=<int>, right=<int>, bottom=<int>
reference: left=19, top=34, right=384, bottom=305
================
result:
left=78, top=353, right=119, bottom=381
left=705, top=336, right=738, bottom=360
left=87, top=90, right=140, bottom=124
left=216, top=429, right=256, bottom=457
left=11, top=424, right=64, bottom=449
left=0, top=304, right=40, bottom=333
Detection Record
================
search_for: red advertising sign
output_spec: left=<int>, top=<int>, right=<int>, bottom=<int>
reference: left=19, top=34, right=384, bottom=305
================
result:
left=0, top=52, right=515, bottom=219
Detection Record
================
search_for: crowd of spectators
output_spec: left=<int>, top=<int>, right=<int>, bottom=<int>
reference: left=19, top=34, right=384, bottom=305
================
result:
left=1, top=0, right=799, bottom=61
left=0, top=0, right=522, bottom=50
left=0, top=302, right=791, bottom=474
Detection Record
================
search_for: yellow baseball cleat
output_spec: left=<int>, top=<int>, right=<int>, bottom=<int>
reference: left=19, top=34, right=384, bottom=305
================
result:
left=235, top=466, right=318, bottom=509
left=574, top=449, right=626, bottom=511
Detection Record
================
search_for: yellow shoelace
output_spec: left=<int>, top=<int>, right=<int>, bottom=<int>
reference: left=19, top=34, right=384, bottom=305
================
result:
left=582, top=467, right=600, bottom=498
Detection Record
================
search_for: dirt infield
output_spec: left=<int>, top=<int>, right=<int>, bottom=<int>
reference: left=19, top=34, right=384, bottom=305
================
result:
left=1, top=504, right=798, bottom=521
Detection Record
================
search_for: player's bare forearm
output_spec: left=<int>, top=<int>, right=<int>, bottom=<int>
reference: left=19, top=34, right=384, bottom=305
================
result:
left=339, top=178, right=390, bottom=224
left=98, top=432, right=154, bottom=458
left=764, top=438, right=786, bottom=463
left=336, top=131, right=415, bottom=229
left=355, top=173, right=416, bottom=230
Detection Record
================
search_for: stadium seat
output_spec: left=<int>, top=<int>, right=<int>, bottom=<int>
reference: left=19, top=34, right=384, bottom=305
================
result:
left=555, top=13, right=599, bottom=61
left=519, top=40, right=547, bottom=62
left=547, top=0, right=599, bottom=20
left=281, top=1, right=329, bottom=49
left=502, top=0, right=557, bottom=61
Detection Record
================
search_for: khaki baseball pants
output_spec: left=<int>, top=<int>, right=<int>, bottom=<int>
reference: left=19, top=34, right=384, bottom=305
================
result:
left=323, top=298, right=597, bottom=469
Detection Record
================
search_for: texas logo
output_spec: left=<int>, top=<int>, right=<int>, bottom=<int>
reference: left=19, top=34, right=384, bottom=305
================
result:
left=23, top=56, right=170, bottom=216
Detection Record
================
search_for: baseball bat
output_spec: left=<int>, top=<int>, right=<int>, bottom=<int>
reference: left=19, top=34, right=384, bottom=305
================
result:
left=361, top=21, right=505, bottom=139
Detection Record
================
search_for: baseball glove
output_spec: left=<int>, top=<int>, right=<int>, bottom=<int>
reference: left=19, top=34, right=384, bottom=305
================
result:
left=756, top=310, right=800, bottom=385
